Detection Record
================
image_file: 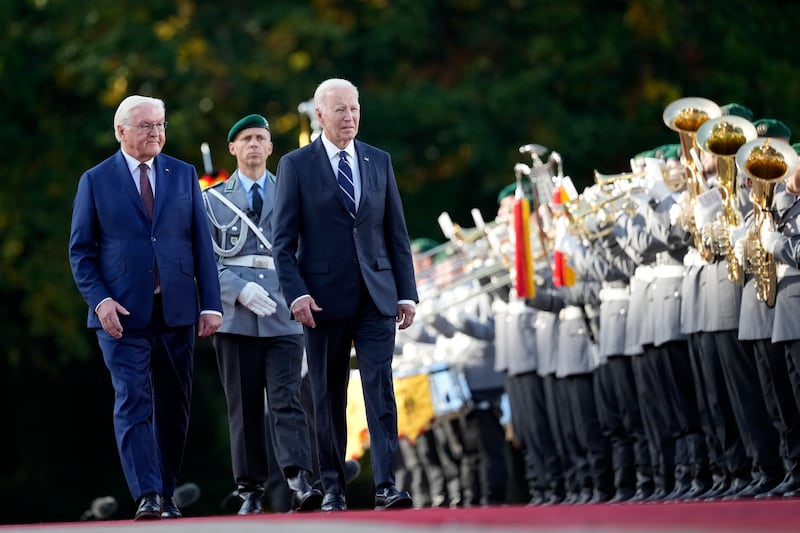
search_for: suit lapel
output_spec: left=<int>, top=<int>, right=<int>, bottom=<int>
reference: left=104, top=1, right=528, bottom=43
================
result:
left=115, top=151, right=150, bottom=220
left=354, top=141, right=372, bottom=219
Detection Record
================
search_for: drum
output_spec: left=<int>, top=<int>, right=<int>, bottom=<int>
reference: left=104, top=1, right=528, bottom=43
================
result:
left=427, top=363, right=472, bottom=418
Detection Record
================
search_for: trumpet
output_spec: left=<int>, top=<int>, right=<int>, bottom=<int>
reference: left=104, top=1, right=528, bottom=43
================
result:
left=736, top=138, right=799, bottom=307
left=663, top=97, right=722, bottom=260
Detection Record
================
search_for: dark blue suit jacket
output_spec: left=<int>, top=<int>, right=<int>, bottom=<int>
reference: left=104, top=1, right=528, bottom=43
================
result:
left=69, top=150, right=222, bottom=328
left=272, top=138, right=418, bottom=318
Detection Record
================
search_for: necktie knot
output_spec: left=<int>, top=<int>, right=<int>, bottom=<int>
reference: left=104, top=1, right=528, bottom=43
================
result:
left=337, top=151, right=356, bottom=218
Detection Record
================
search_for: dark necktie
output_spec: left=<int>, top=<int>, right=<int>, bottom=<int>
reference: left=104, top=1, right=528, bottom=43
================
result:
left=138, top=163, right=159, bottom=290
left=252, top=183, right=263, bottom=218
left=138, top=163, right=154, bottom=219
left=337, top=151, right=356, bottom=218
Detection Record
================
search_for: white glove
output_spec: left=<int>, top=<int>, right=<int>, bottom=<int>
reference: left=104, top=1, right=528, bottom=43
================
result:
left=644, top=159, right=672, bottom=201
left=759, top=223, right=781, bottom=254
left=237, top=282, right=277, bottom=317
left=553, top=217, right=574, bottom=254
left=733, top=238, right=745, bottom=265
left=669, top=203, right=682, bottom=226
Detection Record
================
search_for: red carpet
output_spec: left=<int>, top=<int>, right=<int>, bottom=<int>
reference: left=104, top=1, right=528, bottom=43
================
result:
left=2, top=500, right=798, bottom=532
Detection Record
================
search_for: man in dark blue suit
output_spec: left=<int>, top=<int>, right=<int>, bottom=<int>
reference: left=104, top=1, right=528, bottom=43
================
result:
left=69, top=95, right=223, bottom=520
left=272, top=78, right=418, bottom=511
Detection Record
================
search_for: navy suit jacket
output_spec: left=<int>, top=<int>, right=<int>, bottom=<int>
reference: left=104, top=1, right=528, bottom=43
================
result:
left=69, top=150, right=222, bottom=329
left=272, top=137, right=418, bottom=319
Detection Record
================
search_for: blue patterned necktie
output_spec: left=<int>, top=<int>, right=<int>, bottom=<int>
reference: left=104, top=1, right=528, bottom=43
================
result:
left=337, top=151, right=356, bottom=218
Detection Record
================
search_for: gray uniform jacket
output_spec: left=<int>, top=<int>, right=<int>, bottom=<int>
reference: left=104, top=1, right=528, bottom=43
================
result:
left=495, top=297, right=539, bottom=377
left=203, top=171, right=302, bottom=337
left=770, top=189, right=800, bottom=343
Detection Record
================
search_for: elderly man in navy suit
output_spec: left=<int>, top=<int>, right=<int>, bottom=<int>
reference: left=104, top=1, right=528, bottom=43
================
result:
left=272, top=78, right=418, bottom=511
left=69, top=95, right=223, bottom=520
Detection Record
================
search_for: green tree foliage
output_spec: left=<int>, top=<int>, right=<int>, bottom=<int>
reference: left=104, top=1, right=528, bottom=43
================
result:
left=2, top=0, right=800, bottom=523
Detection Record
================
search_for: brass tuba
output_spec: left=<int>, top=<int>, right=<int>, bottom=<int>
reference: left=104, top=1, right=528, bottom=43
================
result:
left=736, top=138, right=799, bottom=307
left=663, top=97, right=722, bottom=260
left=696, top=116, right=757, bottom=283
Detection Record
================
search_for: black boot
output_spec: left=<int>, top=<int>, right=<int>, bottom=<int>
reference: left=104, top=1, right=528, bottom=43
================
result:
left=663, top=464, right=692, bottom=501
left=681, top=463, right=712, bottom=500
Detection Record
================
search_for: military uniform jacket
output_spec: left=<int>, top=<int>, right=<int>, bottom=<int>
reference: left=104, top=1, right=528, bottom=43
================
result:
left=680, top=248, right=706, bottom=335
left=770, top=189, right=800, bottom=343
left=495, top=297, right=538, bottom=377
left=203, top=171, right=301, bottom=337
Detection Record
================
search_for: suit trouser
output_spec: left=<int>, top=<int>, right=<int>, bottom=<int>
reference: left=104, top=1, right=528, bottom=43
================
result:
left=97, top=294, right=195, bottom=501
left=213, top=333, right=311, bottom=491
left=716, top=331, right=782, bottom=476
left=304, top=286, right=398, bottom=495
left=507, top=372, right=562, bottom=496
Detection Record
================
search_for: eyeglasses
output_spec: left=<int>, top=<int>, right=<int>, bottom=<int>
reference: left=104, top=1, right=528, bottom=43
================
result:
left=126, top=122, right=168, bottom=133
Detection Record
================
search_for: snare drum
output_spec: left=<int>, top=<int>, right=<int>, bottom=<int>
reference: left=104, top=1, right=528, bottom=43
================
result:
left=427, top=363, right=472, bottom=418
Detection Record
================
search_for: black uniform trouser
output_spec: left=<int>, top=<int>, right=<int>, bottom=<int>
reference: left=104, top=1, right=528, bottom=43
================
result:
left=601, top=356, right=650, bottom=487
left=431, top=418, right=464, bottom=506
left=716, top=331, right=782, bottom=475
left=756, top=339, right=800, bottom=469
left=566, top=372, right=613, bottom=494
left=542, top=374, right=569, bottom=493
left=692, top=332, right=748, bottom=476
left=659, top=340, right=708, bottom=470
left=507, top=372, right=562, bottom=495
left=553, top=375, right=589, bottom=493
left=632, top=347, right=675, bottom=492
left=460, top=389, right=508, bottom=505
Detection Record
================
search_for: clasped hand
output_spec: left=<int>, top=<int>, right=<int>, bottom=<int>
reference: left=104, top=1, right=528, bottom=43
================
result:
left=237, top=282, right=277, bottom=317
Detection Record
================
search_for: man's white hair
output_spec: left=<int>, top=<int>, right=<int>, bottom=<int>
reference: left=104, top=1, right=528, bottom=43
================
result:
left=313, top=78, right=358, bottom=111
left=113, top=95, right=165, bottom=142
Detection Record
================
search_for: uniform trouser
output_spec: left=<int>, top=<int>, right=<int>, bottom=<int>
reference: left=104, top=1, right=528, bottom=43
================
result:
left=659, top=340, right=708, bottom=470
left=415, top=430, right=447, bottom=506
left=553, top=375, right=590, bottom=493
left=566, top=372, right=614, bottom=494
left=213, top=333, right=311, bottom=491
left=397, top=437, right=427, bottom=506
left=716, top=331, right=782, bottom=475
left=542, top=374, right=569, bottom=493
left=431, top=418, right=464, bottom=506
left=599, top=356, right=650, bottom=489
left=632, top=347, right=676, bottom=492
left=460, top=389, right=508, bottom=505
left=692, top=332, right=749, bottom=477
left=755, top=339, right=800, bottom=469
left=507, top=372, right=562, bottom=495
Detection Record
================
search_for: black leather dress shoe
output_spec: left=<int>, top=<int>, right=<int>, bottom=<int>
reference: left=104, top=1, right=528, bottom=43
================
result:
left=287, top=471, right=323, bottom=512
left=375, top=486, right=413, bottom=510
left=160, top=496, right=182, bottom=519
left=321, top=492, right=347, bottom=512
left=134, top=494, right=161, bottom=521
left=238, top=491, right=264, bottom=515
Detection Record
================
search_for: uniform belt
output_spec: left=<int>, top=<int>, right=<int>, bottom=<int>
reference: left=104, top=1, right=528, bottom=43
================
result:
left=599, top=287, right=630, bottom=301
left=776, top=263, right=800, bottom=280
left=559, top=306, right=584, bottom=321
left=653, top=264, right=685, bottom=278
left=633, top=265, right=654, bottom=282
left=221, top=254, right=275, bottom=269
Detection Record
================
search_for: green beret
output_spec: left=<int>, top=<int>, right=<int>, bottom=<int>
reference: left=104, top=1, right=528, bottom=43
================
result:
left=410, top=237, right=439, bottom=254
left=632, top=149, right=654, bottom=161
left=653, top=144, right=681, bottom=161
left=721, top=103, right=754, bottom=121
left=753, top=118, right=791, bottom=140
left=227, top=114, right=270, bottom=142
left=497, top=183, right=518, bottom=204
left=792, top=143, right=800, bottom=155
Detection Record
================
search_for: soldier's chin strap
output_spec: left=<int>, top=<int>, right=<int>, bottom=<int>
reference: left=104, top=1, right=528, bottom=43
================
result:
left=204, top=187, right=273, bottom=252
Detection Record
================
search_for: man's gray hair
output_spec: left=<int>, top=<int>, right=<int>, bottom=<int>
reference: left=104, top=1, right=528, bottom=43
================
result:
left=313, top=78, right=358, bottom=111
left=113, top=95, right=165, bottom=142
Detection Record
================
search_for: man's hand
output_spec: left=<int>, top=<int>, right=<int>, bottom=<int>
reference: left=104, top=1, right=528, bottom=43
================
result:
left=291, top=296, right=322, bottom=328
left=96, top=299, right=130, bottom=339
left=198, top=314, right=222, bottom=337
left=396, top=303, right=416, bottom=330
left=237, top=282, right=278, bottom=317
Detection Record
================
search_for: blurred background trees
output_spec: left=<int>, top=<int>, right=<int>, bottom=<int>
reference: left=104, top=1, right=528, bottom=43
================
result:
left=2, top=0, right=799, bottom=523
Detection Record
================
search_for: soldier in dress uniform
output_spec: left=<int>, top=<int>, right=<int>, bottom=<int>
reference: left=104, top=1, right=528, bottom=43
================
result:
left=203, top=114, right=321, bottom=514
